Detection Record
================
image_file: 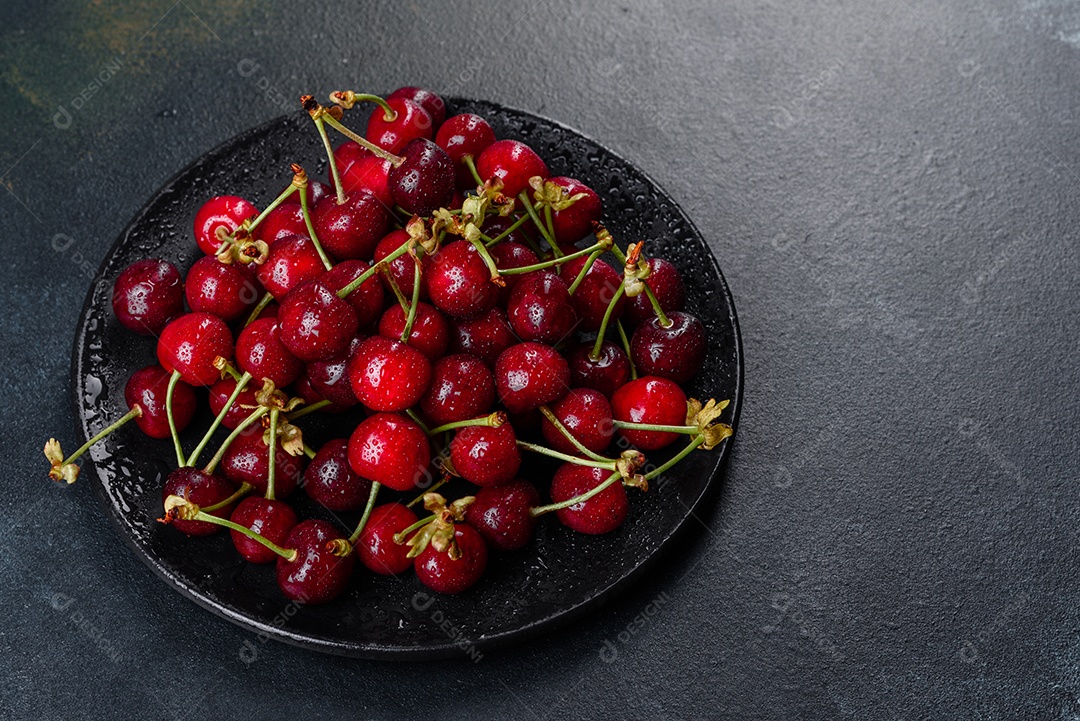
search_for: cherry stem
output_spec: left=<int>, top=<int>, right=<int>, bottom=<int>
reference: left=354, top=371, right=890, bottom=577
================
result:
left=407, top=477, right=448, bottom=507
left=58, top=405, right=142, bottom=467
left=518, top=191, right=562, bottom=257
left=337, top=91, right=397, bottom=121
left=543, top=204, right=556, bottom=247
left=483, top=212, right=530, bottom=247
left=244, top=292, right=274, bottom=327
left=337, top=238, right=410, bottom=298
left=612, top=420, right=698, bottom=435
left=404, top=409, right=430, bottom=434
left=320, top=112, right=404, bottom=167
left=567, top=249, right=602, bottom=295
left=530, top=471, right=622, bottom=517
left=346, top=481, right=382, bottom=544
left=642, top=281, right=672, bottom=327
left=380, top=265, right=411, bottom=312
left=538, top=406, right=610, bottom=462
left=393, top=514, right=437, bottom=545
left=303, top=443, right=317, bottom=460
left=400, top=259, right=422, bottom=342
left=202, top=405, right=268, bottom=475
left=312, top=116, right=347, bottom=205
left=244, top=182, right=297, bottom=235
left=298, top=175, right=333, bottom=271
left=191, top=510, right=297, bottom=561
left=642, top=435, right=707, bottom=482
left=426, top=411, right=505, bottom=436
left=590, top=283, right=627, bottom=360
left=465, top=235, right=503, bottom=284
left=166, top=370, right=186, bottom=467
left=463, top=155, right=483, bottom=187
left=515, top=440, right=617, bottom=470
left=186, top=371, right=252, bottom=468
left=608, top=241, right=627, bottom=264
left=616, top=319, right=638, bottom=379
left=286, top=399, right=330, bottom=421
left=201, top=482, right=253, bottom=513
left=499, top=239, right=606, bottom=276
left=265, top=408, right=279, bottom=501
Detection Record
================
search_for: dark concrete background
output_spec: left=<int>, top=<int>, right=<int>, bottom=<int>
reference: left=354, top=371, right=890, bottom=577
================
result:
left=2, top=1, right=1078, bottom=718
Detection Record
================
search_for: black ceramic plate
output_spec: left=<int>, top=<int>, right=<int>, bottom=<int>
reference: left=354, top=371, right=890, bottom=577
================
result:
left=71, top=98, right=742, bottom=659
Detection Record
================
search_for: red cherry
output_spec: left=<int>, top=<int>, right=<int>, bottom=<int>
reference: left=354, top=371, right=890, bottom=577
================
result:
left=304, top=335, right=363, bottom=411
left=366, top=97, right=432, bottom=154
left=489, top=241, right=539, bottom=305
left=435, top=113, right=496, bottom=188
left=162, top=468, right=236, bottom=537
left=277, top=280, right=360, bottom=362
left=229, top=497, right=298, bottom=564
left=449, top=307, right=517, bottom=368
left=610, top=376, right=687, bottom=451
left=626, top=258, right=686, bottom=325
left=494, top=342, right=571, bottom=414
left=347, top=335, right=432, bottom=412
left=193, top=195, right=257, bottom=256
left=465, top=479, right=540, bottom=551
left=208, top=376, right=260, bottom=429
left=476, top=140, right=549, bottom=199
left=566, top=341, right=632, bottom=399
left=387, top=86, right=446, bottom=128
left=420, top=354, right=496, bottom=427
left=425, top=240, right=499, bottom=319
left=221, top=425, right=304, bottom=498
left=321, top=259, right=385, bottom=329
left=377, top=301, right=450, bottom=361
left=185, top=255, right=261, bottom=322
left=389, top=138, right=455, bottom=216
left=507, top=271, right=578, bottom=345
left=157, top=312, right=233, bottom=386
left=414, top=524, right=487, bottom=594
left=253, top=203, right=306, bottom=245
left=234, top=317, right=303, bottom=388
left=276, top=519, right=355, bottom=604
left=450, top=423, right=521, bottom=487
left=550, top=463, right=628, bottom=535
left=291, top=373, right=353, bottom=413
left=338, top=152, right=394, bottom=209
left=630, top=311, right=707, bottom=384
left=547, top=177, right=602, bottom=245
left=112, top=259, right=184, bottom=335
left=312, top=192, right=389, bottom=261
left=558, top=256, right=624, bottom=332
left=356, top=502, right=418, bottom=575
left=347, top=413, right=432, bottom=492
left=256, top=234, right=326, bottom=300
left=373, top=229, right=431, bottom=299
left=124, top=365, right=196, bottom=439
left=541, top=388, right=614, bottom=455
left=304, top=439, right=372, bottom=512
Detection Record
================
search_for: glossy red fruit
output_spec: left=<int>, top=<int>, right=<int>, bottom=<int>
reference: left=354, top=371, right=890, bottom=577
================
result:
left=435, top=113, right=496, bottom=188
left=313, top=192, right=388, bottom=261
left=304, top=335, right=363, bottom=410
left=626, top=258, right=686, bottom=325
left=507, top=271, right=578, bottom=344
left=550, top=463, right=628, bottom=535
left=414, top=524, right=488, bottom=594
left=630, top=311, right=707, bottom=384
left=541, top=388, right=615, bottom=455
left=348, top=413, right=432, bottom=492
left=356, top=502, right=418, bottom=575
left=547, top=177, right=602, bottom=245
left=494, top=342, right=571, bottom=414
left=277, top=280, right=360, bottom=362
left=347, top=335, right=432, bottom=412
left=425, top=240, right=499, bottom=319
left=450, top=308, right=517, bottom=368
left=388, top=86, right=446, bottom=128
left=185, top=255, right=260, bottom=322
left=304, top=438, right=372, bottom=512
left=389, top=138, right=455, bottom=216
left=476, top=140, right=549, bottom=199
left=162, top=468, right=236, bottom=537
left=558, top=256, right=623, bottom=332
left=276, top=519, right=355, bottom=605
left=194, top=195, right=258, bottom=256
left=229, top=497, right=298, bottom=564
left=420, top=354, right=495, bottom=427
left=124, top=365, right=196, bottom=439
left=450, top=423, right=521, bottom=487
left=338, top=152, right=394, bottom=209
left=566, top=341, right=632, bottom=399
left=254, top=203, right=306, bottom=245
left=208, top=376, right=260, bottom=429
left=112, top=259, right=184, bottom=335
left=366, top=97, right=432, bottom=154
left=157, top=312, right=233, bottom=386
left=489, top=241, right=539, bottom=304
left=465, top=479, right=540, bottom=551
left=235, top=318, right=303, bottom=388
left=256, top=234, right=326, bottom=300
left=221, top=425, right=303, bottom=498
left=292, top=373, right=352, bottom=413
left=321, top=259, right=385, bottom=328
left=610, top=376, right=687, bottom=451
left=373, top=229, right=431, bottom=299
left=378, top=301, right=450, bottom=362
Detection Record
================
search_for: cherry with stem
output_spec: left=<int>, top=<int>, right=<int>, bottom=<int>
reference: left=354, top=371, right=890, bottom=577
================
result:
left=44, top=406, right=143, bottom=484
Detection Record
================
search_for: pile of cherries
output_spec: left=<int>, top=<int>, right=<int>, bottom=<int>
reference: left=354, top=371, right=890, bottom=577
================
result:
left=45, top=86, right=733, bottom=606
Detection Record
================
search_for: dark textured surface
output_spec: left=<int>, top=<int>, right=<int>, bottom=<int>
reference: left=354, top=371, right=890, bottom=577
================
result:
left=2, top=0, right=1078, bottom=718
left=72, top=100, right=741, bottom=658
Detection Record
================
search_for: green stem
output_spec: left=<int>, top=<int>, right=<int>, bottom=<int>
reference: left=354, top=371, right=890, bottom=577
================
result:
left=381, top=265, right=411, bottom=312
left=543, top=204, right=556, bottom=247
left=299, top=178, right=333, bottom=270
left=518, top=191, right=562, bottom=256
left=463, top=154, right=483, bottom=186
left=642, top=281, right=672, bottom=327
left=530, top=471, right=622, bottom=516
left=244, top=292, right=274, bottom=327
left=483, top=212, right=530, bottom=247
left=201, top=482, right=253, bottom=513
left=612, top=420, right=698, bottom=435
left=60, top=406, right=142, bottom=466
left=347, top=482, right=382, bottom=543
left=245, top=183, right=297, bottom=234
left=515, top=440, right=616, bottom=470
left=313, top=116, right=347, bottom=205
left=393, top=514, right=437, bottom=545
left=286, top=399, right=330, bottom=422
left=345, top=92, right=397, bottom=121
left=427, top=413, right=502, bottom=436
left=616, top=319, right=637, bottom=379
left=186, top=372, right=252, bottom=468
left=202, top=406, right=268, bottom=475
left=337, top=239, right=410, bottom=298
left=407, top=478, right=447, bottom=508
left=191, top=511, right=297, bottom=561
left=465, top=235, right=502, bottom=283
left=590, top=283, right=626, bottom=360
left=321, top=112, right=404, bottom=166
left=643, top=435, right=706, bottom=481
left=567, top=249, right=602, bottom=295
left=166, top=370, right=186, bottom=468
left=499, top=240, right=606, bottom=276
left=538, top=406, right=609, bottom=462
left=303, top=443, right=317, bottom=460
left=401, top=259, right=422, bottom=343
left=266, top=408, right=279, bottom=501
left=405, top=409, right=430, bottom=434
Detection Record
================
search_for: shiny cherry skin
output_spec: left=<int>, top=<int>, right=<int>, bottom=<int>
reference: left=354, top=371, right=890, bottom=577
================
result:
left=449, top=307, right=517, bottom=368
left=566, top=341, right=632, bottom=399
left=338, top=152, right=394, bottom=209
left=489, top=241, right=539, bottom=305
left=366, top=97, right=432, bottom=154
left=389, top=138, right=455, bottom=216
left=550, top=463, right=628, bottom=535
left=378, top=301, right=450, bottom=361
left=547, top=177, right=602, bottom=246
left=347, top=335, right=432, bottom=412
left=185, top=255, right=260, bottom=322
left=312, top=192, right=388, bottom=261
left=494, top=342, right=571, bottom=414
left=235, top=317, right=303, bottom=388
left=373, top=229, right=431, bottom=299
left=157, top=312, right=234, bottom=386
left=610, top=376, right=688, bottom=451
left=630, top=311, right=706, bottom=384
left=256, top=234, right=326, bottom=300
left=541, top=387, right=615, bottom=455
left=112, top=259, right=184, bottom=335
left=254, top=203, right=306, bottom=245
left=292, top=373, right=353, bottom=414
left=221, top=424, right=303, bottom=498
left=276, top=519, right=355, bottom=605
left=387, top=86, right=446, bottom=128
left=507, top=271, right=578, bottom=345
left=208, top=376, right=260, bottom=429
left=304, top=335, right=363, bottom=410
left=124, top=365, right=196, bottom=439
left=465, top=479, right=540, bottom=551
left=450, top=423, right=521, bottom=487
left=304, top=438, right=372, bottom=512
left=194, top=195, right=257, bottom=256
left=162, top=467, right=237, bottom=537
left=425, top=240, right=499, bottom=319
left=420, top=354, right=495, bottom=427
left=321, top=259, right=385, bottom=329
left=476, top=139, right=549, bottom=199
left=356, top=502, right=418, bottom=575
left=558, top=256, right=624, bottom=332
left=414, top=524, right=488, bottom=594
left=347, top=413, right=432, bottom=492
left=277, top=279, right=360, bottom=362
left=626, top=258, right=686, bottom=325
left=229, top=497, right=298, bottom=564
left=435, top=113, right=496, bottom=188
